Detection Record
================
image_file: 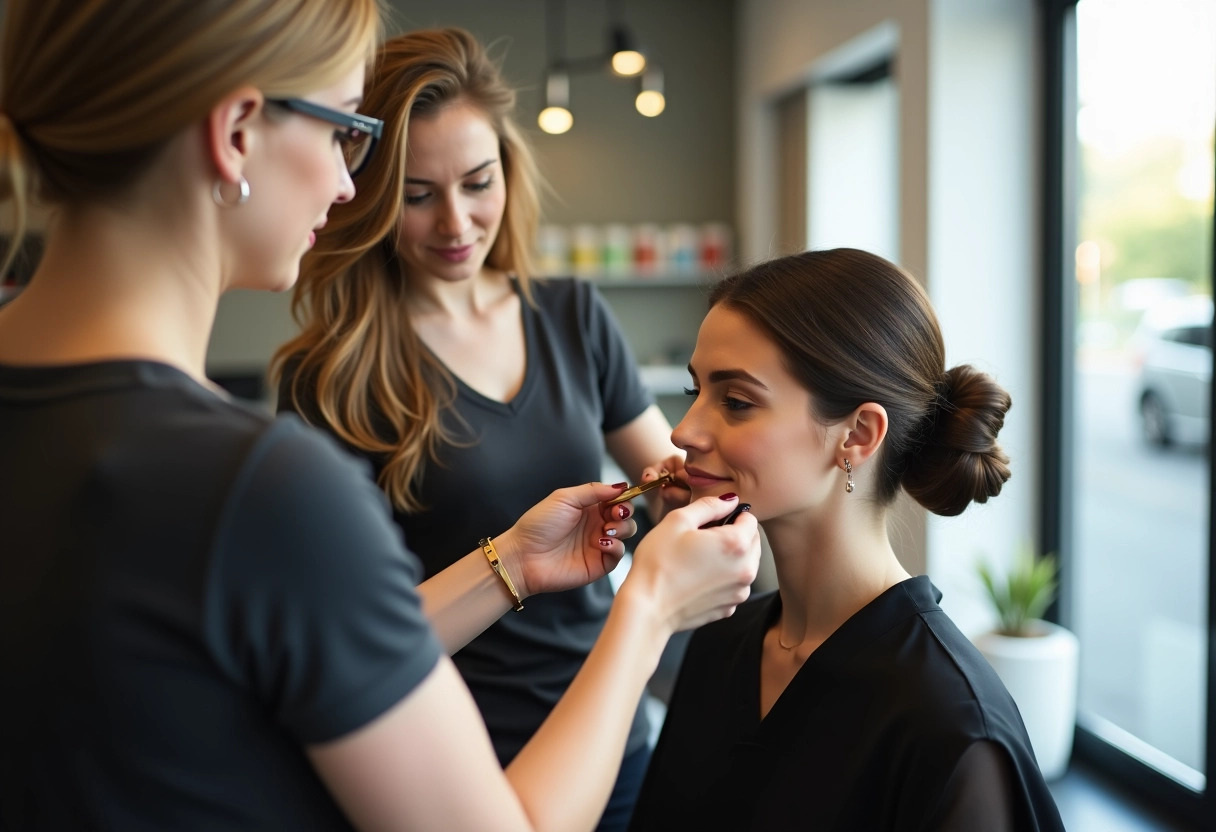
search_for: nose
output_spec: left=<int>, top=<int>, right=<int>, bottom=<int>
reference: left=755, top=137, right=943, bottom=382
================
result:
left=437, top=195, right=472, bottom=238
left=670, top=396, right=710, bottom=454
left=334, top=162, right=356, bottom=204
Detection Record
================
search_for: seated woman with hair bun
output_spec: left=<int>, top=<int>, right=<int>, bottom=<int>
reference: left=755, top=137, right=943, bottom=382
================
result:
left=628, top=248, right=1066, bottom=832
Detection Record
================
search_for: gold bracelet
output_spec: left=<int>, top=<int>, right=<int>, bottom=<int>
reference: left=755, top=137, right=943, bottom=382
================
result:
left=479, top=536, right=524, bottom=612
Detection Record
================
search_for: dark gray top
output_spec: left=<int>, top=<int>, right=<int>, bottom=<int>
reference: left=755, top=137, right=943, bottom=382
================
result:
left=630, top=577, right=1066, bottom=832
left=0, top=360, right=441, bottom=831
left=280, top=277, right=654, bottom=764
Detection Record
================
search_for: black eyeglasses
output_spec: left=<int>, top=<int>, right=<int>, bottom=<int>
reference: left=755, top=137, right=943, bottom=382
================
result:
left=267, top=97, right=384, bottom=176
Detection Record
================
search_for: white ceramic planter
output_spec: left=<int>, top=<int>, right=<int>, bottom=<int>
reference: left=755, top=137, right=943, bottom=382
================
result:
left=974, top=620, right=1079, bottom=781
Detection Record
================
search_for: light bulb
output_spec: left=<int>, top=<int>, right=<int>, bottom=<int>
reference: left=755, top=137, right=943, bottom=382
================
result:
left=612, top=50, right=646, bottom=77
left=635, top=90, right=665, bottom=117
left=538, top=106, right=574, bottom=134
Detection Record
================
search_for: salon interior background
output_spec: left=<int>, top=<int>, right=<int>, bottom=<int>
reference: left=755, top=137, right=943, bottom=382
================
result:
left=13, top=0, right=1216, bottom=828
left=0, top=0, right=1035, bottom=643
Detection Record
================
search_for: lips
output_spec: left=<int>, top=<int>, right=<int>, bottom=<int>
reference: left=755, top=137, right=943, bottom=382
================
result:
left=683, top=464, right=730, bottom=489
left=431, top=244, right=474, bottom=263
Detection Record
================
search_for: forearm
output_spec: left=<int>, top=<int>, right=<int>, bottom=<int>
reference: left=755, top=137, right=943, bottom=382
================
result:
left=416, top=547, right=516, bottom=655
left=505, top=590, right=670, bottom=832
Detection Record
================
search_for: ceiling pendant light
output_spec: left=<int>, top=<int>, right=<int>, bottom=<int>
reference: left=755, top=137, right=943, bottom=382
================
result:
left=635, top=66, right=665, bottom=117
left=538, top=0, right=665, bottom=133
left=609, top=27, right=646, bottom=77
left=538, top=69, right=573, bottom=134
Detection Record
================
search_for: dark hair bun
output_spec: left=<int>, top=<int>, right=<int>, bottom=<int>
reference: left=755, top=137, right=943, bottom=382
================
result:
left=902, top=365, right=1011, bottom=517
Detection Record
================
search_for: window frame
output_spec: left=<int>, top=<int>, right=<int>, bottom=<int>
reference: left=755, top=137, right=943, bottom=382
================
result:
left=1041, top=0, right=1216, bottom=825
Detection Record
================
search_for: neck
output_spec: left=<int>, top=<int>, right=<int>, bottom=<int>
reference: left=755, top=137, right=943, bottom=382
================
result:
left=762, top=503, right=912, bottom=655
left=0, top=202, right=221, bottom=382
left=405, top=266, right=510, bottom=319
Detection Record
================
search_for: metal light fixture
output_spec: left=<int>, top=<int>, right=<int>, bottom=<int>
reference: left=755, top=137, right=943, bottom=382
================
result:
left=635, top=66, right=665, bottom=117
left=539, top=0, right=665, bottom=134
left=538, top=69, right=573, bottom=134
left=609, top=27, right=646, bottom=77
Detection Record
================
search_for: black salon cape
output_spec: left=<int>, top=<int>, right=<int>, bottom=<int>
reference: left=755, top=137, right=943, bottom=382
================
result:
left=630, top=577, right=1065, bottom=832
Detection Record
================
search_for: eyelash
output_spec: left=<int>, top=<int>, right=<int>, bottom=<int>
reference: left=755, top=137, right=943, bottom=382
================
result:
left=683, top=387, right=752, bottom=412
left=404, top=177, right=495, bottom=206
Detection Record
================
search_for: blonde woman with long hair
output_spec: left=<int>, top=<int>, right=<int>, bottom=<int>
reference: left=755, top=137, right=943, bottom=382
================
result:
left=275, top=28, right=687, bottom=831
left=0, top=3, right=760, bottom=830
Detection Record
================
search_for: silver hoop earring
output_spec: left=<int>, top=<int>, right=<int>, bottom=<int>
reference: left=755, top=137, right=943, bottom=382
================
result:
left=212, top=176, right=250, bottom=207
left=844, top=459, right=854, bottom=494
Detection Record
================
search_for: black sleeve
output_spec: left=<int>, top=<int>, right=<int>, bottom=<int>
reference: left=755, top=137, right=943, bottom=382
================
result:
left=202, top=417, right=442, bottom=744
left=579, top=280, right=655, bottom=432
left=922, top=740, right=1016, bottom=832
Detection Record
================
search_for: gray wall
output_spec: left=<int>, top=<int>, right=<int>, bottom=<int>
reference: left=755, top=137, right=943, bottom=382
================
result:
left=737, top=0, right=1040, bottom=628
left=385, top=0, right=736, bottom=225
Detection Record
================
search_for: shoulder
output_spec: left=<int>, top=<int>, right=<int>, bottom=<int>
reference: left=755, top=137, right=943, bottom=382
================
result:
left=863, top=594, right=1033, bottom=756
left=524, top=275, right=596, bottom=312
left=215, top=414, right=382, bottom=534
left=523, top=276, right=625, bottom=347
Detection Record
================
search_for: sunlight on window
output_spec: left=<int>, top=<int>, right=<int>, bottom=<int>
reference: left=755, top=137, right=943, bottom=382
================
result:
left=1070, top=0, right=1213, bottom=786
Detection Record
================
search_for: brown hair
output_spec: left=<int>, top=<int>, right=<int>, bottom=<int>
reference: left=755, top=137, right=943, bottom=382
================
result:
left=709, top=248, right=1011, bottom=517
left=0, top=0, right=382, bottom=276
left=272, top=27, right=543, bottom=513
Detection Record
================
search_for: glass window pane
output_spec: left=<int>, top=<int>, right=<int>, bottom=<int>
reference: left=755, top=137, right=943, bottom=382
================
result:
left=1070, top=0, right=1214, bottom=788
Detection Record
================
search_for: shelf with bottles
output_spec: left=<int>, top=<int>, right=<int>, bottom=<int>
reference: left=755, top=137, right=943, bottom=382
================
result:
left=537, top=221, right=732, bottom=284
left=546, top=270, right=724, bottom=289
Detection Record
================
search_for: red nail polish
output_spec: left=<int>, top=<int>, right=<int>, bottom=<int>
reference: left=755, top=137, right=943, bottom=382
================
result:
left=617, top=503, right=632, bottom=519
left=599, top=537, right=614, bottom=547
left=719, top=492, right=738, bottom=501
left=611, top=481, right=628, bottom=489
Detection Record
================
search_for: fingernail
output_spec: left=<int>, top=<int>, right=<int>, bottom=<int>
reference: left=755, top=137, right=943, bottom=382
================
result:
left=719, top=492, right=738, bottom=501
left=606, top=528, right=617, bottom=537
left=611, top=481, right=628, bottom=490
left=599, top=537, right=614, bottom=547
left=616, top=504, right=632, bottom=519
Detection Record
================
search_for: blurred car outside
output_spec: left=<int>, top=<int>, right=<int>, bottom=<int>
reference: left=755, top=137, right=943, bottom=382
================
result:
left=1112, top=277, right=1193, bottom=315
left=1132, top=294, right=1213, bottom=447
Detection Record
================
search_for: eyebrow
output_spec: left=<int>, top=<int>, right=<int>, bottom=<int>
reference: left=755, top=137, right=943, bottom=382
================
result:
left=687, top=365, right=770, bottom=390
left=405, top=159, right=497, bottom=185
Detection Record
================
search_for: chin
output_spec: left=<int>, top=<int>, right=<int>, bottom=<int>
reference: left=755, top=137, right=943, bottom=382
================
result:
left=260, top=268, right=300, bottom=294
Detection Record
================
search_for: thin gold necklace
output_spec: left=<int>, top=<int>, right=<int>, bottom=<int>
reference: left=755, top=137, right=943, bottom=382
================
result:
left=775, top=628, right=799, bottom=650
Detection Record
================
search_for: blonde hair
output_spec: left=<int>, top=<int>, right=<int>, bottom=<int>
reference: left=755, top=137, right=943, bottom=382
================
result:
left=0, top=0, right=382, bottom=276
left=273, top=28, right=543, bottom=513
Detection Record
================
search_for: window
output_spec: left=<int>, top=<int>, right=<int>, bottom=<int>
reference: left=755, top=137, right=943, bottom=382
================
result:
left=1046, top=0, right=1216, bottom=823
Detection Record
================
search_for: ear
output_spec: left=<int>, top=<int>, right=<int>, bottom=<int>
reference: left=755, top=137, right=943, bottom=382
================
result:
left=205, top=85, right=265, bottom=185
left=838, top=402, right=888, bottom=469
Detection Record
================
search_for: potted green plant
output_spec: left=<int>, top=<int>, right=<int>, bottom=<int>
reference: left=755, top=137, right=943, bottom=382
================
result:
left=973, top=549, right=1079, bottom=781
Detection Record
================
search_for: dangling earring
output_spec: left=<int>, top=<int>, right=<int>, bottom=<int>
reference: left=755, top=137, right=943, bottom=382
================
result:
left=212, top=176, right=250, bottom=207
left=844, top=459, right=854, bottom=493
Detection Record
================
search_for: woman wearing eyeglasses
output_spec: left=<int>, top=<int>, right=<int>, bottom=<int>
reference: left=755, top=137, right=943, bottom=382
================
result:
left=0, top=2, right=760, bottom=830
left=273, top=28, right=689, bottom=832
